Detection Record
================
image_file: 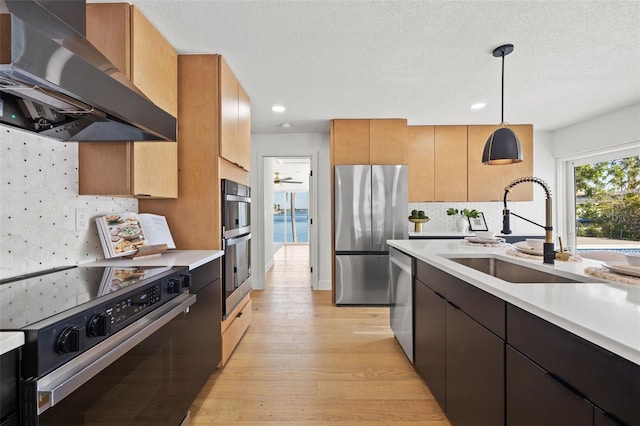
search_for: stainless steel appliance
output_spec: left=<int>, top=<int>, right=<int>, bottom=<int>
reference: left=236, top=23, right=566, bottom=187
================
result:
left=0, top=265, right=198, bottom=425
left=389, top=247, right=414, bottom=362
left=221, top=179, right=252, bottom=318
left=334, top=165, right=408, bottom=304
left=0, top=0, right=176, bottom=141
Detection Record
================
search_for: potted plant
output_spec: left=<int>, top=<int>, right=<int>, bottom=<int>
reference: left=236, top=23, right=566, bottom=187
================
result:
left=408, top=209, right=430, bottom=232
left=446, top=208, right=480, bottom=232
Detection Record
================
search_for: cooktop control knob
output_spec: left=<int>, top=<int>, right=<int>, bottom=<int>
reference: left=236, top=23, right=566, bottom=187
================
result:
left=179, top=274, right=190, bottom=288
left=56, top=327, right=80, bottom=353
left=168, top=278, right=182, bottom=294
left=87, top=313, right=110, bottom=337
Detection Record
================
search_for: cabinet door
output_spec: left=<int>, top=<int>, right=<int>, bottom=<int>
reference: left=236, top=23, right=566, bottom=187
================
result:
left=331, top=119, right=370, bottom=164
left=414, top=279, right=446, bottom=410
left=434, top=126, right=467, bottom=201
left=446, top=303, right=504, bottom=426
left=237, top=83, right=251, bottom=171
left=507, top=346, right=594, bottom=426
left=131, top=7, right=177, bottom=117
left=467, top=125, right=533, bottom=201
left=507, top=303, right=640, bottom=425
left=81, top=4, right=178, bottom=198
left=220, top=57, right=240, bottom=165
left=131, top=6, right=178, bottom=198
left=407, top=126, right=435, bottom=202
left=369, top=119, right=407, bottom=164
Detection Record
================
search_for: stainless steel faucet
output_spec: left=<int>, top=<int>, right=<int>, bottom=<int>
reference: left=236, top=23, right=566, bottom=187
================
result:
left=502, top=176, right=555, bottom=264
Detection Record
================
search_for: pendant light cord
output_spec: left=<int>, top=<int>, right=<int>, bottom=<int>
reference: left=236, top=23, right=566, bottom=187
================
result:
left=501, top=53, right=505, bottom=124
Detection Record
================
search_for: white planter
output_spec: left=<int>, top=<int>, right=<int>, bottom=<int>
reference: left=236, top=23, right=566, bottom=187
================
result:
left=456, top=217, right=469, bottom=233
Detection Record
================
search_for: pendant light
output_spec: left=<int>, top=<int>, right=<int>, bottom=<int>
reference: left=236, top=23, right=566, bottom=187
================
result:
left=482, top=44, right=523, bottom=165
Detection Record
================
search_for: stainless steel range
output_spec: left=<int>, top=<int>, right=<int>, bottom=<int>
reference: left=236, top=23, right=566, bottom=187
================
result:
left=0, top=265, right=195, bottom=425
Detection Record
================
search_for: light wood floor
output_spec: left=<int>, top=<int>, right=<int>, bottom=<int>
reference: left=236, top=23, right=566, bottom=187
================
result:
left=190, top=245, right=450, bottom=425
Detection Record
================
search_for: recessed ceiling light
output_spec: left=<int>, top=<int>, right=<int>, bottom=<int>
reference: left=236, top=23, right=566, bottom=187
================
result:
left=280, top=123, right=291, bottom=129
left=272, top=105, right=286, bottom=113
left=470, top=102, right=486, bottom=110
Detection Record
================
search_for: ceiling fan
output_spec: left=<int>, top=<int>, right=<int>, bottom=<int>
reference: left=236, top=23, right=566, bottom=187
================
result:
left=274, top=171, right=302, bottom=184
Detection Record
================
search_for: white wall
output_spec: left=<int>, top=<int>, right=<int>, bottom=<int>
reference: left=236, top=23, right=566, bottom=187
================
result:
left=250, top=133, right=331, bottom=290
left=550, top=101, right=640, bottom=245
left=0, top=128, right=138, bottom=279
left=552, top=102, right=640, bottom=158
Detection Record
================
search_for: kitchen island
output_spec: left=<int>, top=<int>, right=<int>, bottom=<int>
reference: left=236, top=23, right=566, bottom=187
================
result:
left=388, top=239, right=639, bottom=426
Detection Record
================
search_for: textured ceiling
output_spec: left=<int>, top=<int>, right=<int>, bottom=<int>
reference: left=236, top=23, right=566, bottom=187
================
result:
left=92, top=0, right=640, bottom=134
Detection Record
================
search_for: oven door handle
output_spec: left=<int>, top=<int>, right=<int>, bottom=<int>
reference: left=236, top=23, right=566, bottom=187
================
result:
left=225, top=233, right=251, bottom=246
left=36, top=292, right=196, bottom=414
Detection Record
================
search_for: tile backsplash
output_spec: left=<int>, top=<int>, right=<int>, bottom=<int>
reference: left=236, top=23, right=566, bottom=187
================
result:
left=0, top=128, right=137, bottom=279
left=408, top=201, right=545, bottom=234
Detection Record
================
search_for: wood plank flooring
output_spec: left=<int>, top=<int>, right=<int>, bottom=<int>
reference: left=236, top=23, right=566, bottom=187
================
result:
left=190, top=245, right=450, bottom=425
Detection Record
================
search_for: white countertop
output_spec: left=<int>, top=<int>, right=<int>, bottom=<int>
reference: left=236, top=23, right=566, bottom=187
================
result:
left=408, top=231, right=544, bottom=238
left=0, top=332, right=24, bottom=355
left=388, top=239, right=640, bottom=366
left=81, top=250, right=223, bottom=271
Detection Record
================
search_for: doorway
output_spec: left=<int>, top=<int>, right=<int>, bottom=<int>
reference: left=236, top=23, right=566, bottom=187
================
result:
left=263, top=156, right=316, bottom=289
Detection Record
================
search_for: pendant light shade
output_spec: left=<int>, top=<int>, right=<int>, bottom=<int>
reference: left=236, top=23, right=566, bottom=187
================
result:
left=482, top=126, right=523, bottom=165
left=482, top=44, right=523, bottom=165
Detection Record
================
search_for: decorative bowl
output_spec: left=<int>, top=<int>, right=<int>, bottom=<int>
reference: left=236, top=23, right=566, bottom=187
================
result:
left=526, top=238, right=545, bottom=251
left=625, top=253, right=640, bottom=266
left=475, top=231, right=495, bottom=240
left=408, top=217, right=430, bottom=232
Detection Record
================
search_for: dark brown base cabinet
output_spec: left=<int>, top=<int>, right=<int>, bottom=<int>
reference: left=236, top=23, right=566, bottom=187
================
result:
left=507, top=346, right=593, bottom=425
left=413, top=259, right=639, bottom=426
left=414, top=262, right=505, bottom=426
left=414, top=278, right=446, bottom=409
left=446, top=304, right=504, bottom=426
left=507, top=304, right=639, bottom=426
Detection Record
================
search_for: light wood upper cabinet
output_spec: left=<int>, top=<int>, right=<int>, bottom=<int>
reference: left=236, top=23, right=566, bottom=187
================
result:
left=140, top=54, right=250, bottom=250
left=434, top=126, right=467, bottom=201
left=238, top=84, right=251, bottom=169
left=407, top=126, right=435, bottom=202
left=331, top=119, right=407, bottom=165
left=467, top=125, right=533, bottom=201
left=331, top=119, right=370, bottom=165
left=79, top=3, right=178, bottom=198
left=370, top=119, right=407, bottom=164
left=219, top=57, right=251, bottom=171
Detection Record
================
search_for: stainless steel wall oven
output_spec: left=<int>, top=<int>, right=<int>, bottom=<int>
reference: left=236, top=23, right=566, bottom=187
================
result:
left=221, top=179, right=252, bottom=319
left=0, top=265, right=200, bottom=425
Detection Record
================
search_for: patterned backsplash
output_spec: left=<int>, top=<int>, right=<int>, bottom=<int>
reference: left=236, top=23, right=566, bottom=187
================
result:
left=407, top=201, right=545, bottom=234
left=0, top=128, right=137, bottom=279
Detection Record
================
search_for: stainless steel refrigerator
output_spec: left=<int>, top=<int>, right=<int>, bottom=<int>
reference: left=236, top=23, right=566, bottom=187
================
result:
left=334, top=165, right=408, bottom=304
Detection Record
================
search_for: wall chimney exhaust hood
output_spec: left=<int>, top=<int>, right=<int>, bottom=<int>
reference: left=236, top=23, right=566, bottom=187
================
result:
left=0, top=0, right=176, bottom=142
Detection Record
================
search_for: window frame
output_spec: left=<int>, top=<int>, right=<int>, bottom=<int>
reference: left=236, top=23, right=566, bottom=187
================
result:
left=557, top=143, right=640, bottom=251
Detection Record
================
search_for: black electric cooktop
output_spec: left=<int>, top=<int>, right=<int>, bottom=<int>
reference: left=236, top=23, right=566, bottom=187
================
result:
left=0, top=265, right=179, bottom=330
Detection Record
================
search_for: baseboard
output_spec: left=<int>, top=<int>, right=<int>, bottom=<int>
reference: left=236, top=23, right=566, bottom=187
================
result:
left=265, top=257, right=274, bottom=272
left=317, top=278, right=331, bottom=291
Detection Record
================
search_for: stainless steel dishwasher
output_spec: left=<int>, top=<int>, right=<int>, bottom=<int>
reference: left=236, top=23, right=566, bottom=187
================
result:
left=389, top=247, right=414, bottom=363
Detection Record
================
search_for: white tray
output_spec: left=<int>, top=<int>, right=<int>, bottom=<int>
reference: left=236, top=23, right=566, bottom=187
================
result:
left=513, top=241, right=544, bottom=256
left=602, top=262, right=640, bottom=278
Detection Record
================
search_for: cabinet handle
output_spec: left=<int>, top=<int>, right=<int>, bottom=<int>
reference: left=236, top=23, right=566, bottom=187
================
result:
left=236, top=312, right=243, bottom=318
left=546, top=371, right=587, bottom=400
left=447, top=300, right=461, bottom=310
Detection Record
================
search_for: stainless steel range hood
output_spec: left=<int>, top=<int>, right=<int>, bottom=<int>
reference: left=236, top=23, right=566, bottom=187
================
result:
left=0, top=0, right=176, bottom=142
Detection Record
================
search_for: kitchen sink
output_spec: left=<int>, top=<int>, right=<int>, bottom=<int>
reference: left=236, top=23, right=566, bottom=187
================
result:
left=448, top=256, right=592, bottom=283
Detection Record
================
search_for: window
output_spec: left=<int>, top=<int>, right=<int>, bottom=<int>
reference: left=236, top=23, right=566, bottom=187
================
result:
left=273, top=191, right=309, bottom=244
left=565, top=151, right=640, bottom=253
